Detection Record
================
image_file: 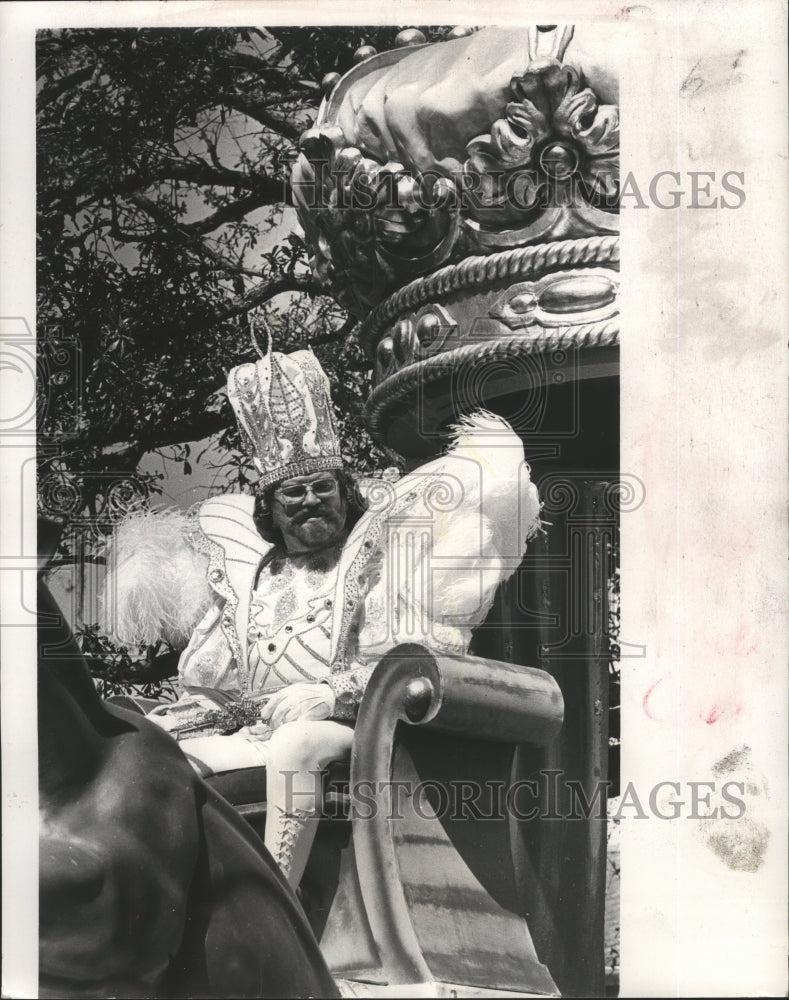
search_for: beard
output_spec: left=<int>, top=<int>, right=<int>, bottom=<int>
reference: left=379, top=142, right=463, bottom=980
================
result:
left=285, top=508, right=346, bottom=552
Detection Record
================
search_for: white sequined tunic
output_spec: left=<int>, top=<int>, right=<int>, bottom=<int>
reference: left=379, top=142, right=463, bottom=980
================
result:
left=245, top=557, right=338, bottom=691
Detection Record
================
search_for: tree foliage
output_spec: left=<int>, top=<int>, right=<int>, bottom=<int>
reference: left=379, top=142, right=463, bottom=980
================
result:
left=37, top=26, right=450, bottom=542
left=36, top=25, right=455, bottom=682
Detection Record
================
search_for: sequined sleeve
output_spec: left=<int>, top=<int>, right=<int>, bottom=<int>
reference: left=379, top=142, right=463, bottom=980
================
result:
left=325, top=662, right=375, bottom=721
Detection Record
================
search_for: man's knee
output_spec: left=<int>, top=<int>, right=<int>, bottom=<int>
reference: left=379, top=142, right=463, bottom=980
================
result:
left=266, top=721, right=327, bottom=774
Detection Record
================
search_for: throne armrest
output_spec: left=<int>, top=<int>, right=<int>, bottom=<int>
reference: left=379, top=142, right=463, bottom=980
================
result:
left=401, top=644, right=563, bottom=745
left=357, top=641, right=563, bottom=745
left=341, top=642, right=563, bottom=992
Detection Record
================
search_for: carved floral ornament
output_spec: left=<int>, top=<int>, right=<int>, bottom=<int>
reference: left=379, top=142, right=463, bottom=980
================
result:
left=465, top=61, right=619, bottom=228
left=294, top=25, right=620, bottom=317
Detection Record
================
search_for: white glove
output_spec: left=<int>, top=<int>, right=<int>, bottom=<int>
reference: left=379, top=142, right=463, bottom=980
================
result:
left=260, top=682, right=336, bottom=729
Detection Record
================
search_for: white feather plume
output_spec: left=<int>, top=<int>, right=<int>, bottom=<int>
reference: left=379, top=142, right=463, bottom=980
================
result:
left=101, top=508, right=212, bottom=648
left=346, top=410, right=542, bottom=663
left=427, top=410, right=541, bottom=624
left=444, top=410, right=541, bottom=539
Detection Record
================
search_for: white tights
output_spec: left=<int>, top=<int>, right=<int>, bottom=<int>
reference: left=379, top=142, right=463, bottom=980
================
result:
left=182, top=720, right=353, bottom=888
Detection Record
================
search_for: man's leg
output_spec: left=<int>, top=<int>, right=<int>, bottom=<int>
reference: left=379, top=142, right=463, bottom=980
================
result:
left=264, top=721, right=354, bottom=889
left=180, top=733, right=270, bottom=777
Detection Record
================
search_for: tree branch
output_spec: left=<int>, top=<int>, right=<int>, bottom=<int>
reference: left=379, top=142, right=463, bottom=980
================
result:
left=162, top=158, right=285, bottom=196
left=205, top=273, right=320, bottom=327
left=37, top=64, right=96, bottom=108
left=218, top=94, right=302, bottom=142
left=216, top=50, right=318, bottom=92
left=58, top=408, right=233, bottom=456
left=309, top=313, right=358, bottom=347
left=51, top=272, right=321, bottom=456
left=51, top=158, right=288, bottom=215
left=129, top=190, right=281, bottom=238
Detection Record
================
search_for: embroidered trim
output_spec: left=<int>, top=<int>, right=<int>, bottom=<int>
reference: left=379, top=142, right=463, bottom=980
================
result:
left=270, top=660, right=292, bottom=685
left=327, top=664, right=375, bottom=720
left=282, top=649, right=321, bottom=682
left=296, top=635, right=331, bottom=667
left=195, top=514, right=270, bottom=557
left=254, top=455, right=343, bottom=493
left=246, top=644, right=273, bottom=690
left=331, top=483, right=431, bottom=672
left=185, top=508, right=248, bottom=693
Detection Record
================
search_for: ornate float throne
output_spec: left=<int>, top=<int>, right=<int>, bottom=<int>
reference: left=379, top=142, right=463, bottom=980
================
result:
left=284, top=24, right=620, bottom=999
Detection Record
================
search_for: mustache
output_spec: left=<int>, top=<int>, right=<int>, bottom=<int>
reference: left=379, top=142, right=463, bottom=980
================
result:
left=292, top=507, right=331, bottom=524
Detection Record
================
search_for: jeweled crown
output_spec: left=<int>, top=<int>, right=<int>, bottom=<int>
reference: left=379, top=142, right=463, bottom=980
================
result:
left=227, top=334, right=342, bottom=491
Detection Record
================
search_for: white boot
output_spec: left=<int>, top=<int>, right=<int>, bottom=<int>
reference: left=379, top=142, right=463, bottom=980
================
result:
left=264, top=804, right=319, bottom=889
left=264, top=720, right=353, bottom=889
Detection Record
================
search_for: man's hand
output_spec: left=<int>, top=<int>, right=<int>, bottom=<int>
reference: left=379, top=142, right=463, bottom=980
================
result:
left=261, top=683, right=336, bottom=729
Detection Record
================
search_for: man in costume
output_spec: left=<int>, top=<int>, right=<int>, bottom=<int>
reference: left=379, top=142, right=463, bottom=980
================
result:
left=104, top=333, right=541, bottom=890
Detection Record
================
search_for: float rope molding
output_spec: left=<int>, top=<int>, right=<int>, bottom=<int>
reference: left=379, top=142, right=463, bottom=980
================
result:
left=359, top=234, right=620, bottom=354
left=365, top=321, right=620, bottom=440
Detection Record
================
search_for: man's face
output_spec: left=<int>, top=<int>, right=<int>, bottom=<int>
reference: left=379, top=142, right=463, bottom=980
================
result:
left=271, top=471, right=348, bottom=555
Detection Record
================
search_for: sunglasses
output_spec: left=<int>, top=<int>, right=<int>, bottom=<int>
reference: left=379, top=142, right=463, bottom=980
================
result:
left=274, top=478, right=339, bottom=504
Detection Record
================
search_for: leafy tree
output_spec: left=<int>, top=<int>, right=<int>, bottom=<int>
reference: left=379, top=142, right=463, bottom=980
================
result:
left=36, top=25, right=448, bottom=677
left=37, top=26, right=450, bottom=527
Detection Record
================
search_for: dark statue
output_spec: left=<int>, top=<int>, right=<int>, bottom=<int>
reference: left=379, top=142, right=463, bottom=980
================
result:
left=38, top=520, right=338, bottom=999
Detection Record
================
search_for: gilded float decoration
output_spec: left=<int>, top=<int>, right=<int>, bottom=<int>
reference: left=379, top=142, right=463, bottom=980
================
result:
left=293, top=25, right=620, bottom=454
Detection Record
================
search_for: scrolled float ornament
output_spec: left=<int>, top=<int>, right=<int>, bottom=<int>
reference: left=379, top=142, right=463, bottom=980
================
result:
left=294, top=23, right=620, bottom=457
left=464, top=27, right=619, bottom=242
